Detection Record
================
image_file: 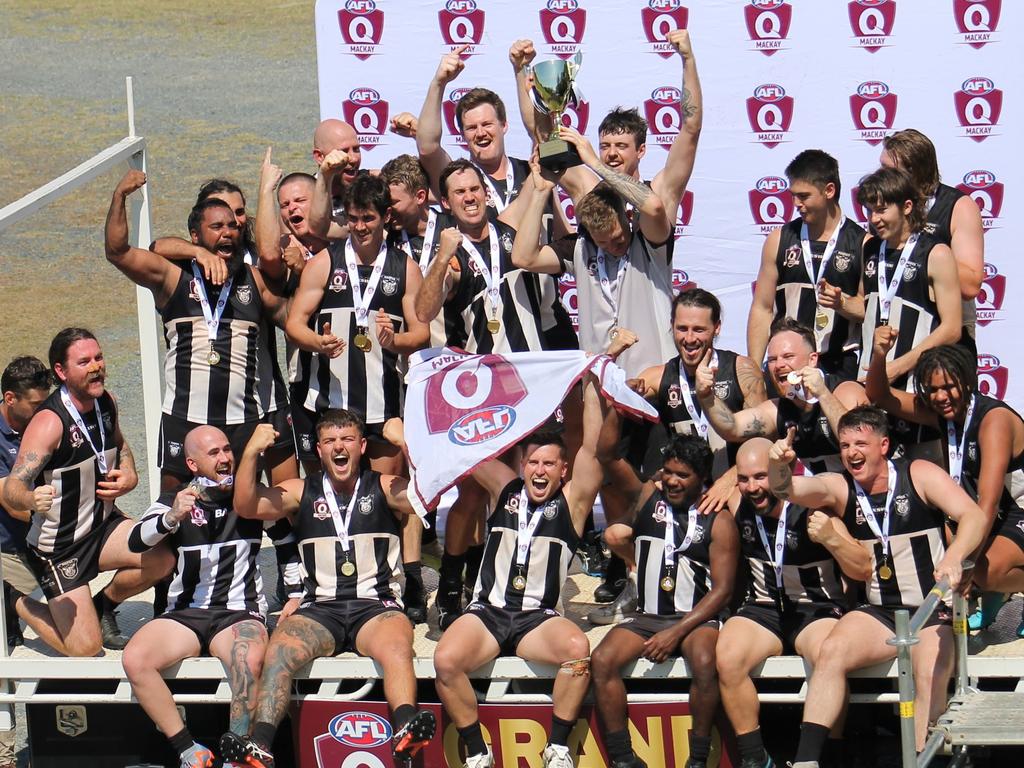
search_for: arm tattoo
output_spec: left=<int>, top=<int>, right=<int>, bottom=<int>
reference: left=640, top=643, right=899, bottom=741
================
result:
left=11, top=451, right=49, bottom=485
left=743, top=415, right=769, bottom=438
left=593, top=163, right=655, bottom=211
left=769, top=462, right=793, bottom=499
left=680, top=87, right=697, bottom=120
left=253, top=616, right=334, bottom=727
left=119, top=441, right=136, bottom=471
left=226, top=620, right=267, bottom=734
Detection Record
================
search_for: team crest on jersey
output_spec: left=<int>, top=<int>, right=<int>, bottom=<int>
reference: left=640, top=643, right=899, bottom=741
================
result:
left=786, top=530, right=800, bottom=550
left=501, top=232, right=514, bottom=252
left=968, top=442, right=977, bottom=461
left=653, top=500, right=669, bottom=523
left=833, top=251, right=853, bottom=272
left=741, top=522, right=756, bottom=543
left=168, top=441, right=182, bottom=457
left=358, top=495, right=374, bottom=514
left=783, top=244, right=801, bottom=268
left=329, top=269, right=349, bottom=292
left=190, top=507, right=207, bottom=526
left=902, top=262, right=919, bottom=282
left=714, top=380, right=731, bottom=400
left=506, top=494, right=521, bottom=511
left=301, top=434, right=314, bottom=452
left=57, top=558, right=79, bottom=581
left=894, top=494, right=910, bottom=517
left=1017, top=519, right=1024, bottom=537
left=69, top=425, right=85, bottom=448
left=235, top=284, right=252, bottom=305
left=666, top=384, right=682, bottom=408
left=468, top=258, right=483, bottom=276
left=865, top=259, right=876, bottom=278
left=313, top=499, right=331, bottom=520
left=543, top=501, right=558, bottom=520
left=818, top=416, right=830, bottom=436
left=380, top=275, right=398, bottom=296
left=585, top=258, right=598, bottom=277
left=188, top=279, right=203, bottom=303
left=691, top=523, right=705, bottom=543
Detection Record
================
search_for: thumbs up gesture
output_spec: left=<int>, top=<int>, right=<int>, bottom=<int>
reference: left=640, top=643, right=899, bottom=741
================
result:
left=695, top=348, right=717, bottom=400
left=319, top=321, right=345, bottom=358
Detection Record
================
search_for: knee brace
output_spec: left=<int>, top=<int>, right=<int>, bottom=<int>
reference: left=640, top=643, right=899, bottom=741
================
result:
left=559, top=657, right=591, bottom=677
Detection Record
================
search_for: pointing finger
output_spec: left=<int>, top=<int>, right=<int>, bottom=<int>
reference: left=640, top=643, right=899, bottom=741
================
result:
left=785, top=425, right=797, bottom=447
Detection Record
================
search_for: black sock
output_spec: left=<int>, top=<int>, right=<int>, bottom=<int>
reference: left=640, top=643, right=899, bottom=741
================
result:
left=250, top=721, right=277, bottom=750
left=393, top=704, right=417, bottom=732
left=689, top=733, right=712, bottom=763
left=464, top=544, right=485, bottom=586
left=549, top=715, right=575, bottom=747
left=736, top=729, right=766, bottom=764
left=604, top=552, right=626, bottom=583
left=94, top=589, right=120, bottom=615
left=440, top=551, right=467, bottom=583
left=457, top=721, right=487, bottom=756
left=168, top=726, right=194, bottom=754
left=404, top=561, right=422, bottom=587
left=604, top=728, right=633, bottom=763
left=794, top=722, right=830, bottom=763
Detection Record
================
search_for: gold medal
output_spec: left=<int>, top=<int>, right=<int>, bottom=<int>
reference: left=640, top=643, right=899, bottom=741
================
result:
left=487, top=318, right=501, bottom=334
left=660, top=576, right=675, bottom=592
left=512, top=574, right=527, bottom=591
left=354, top=333, right=372, bottom=353
left=341, top=560, right=356, bottom=577
left=878, top=562, right=893, bottom=581
left=815, top=310, right=829, bottom=330
left=207, top=348, right=221, bottom=366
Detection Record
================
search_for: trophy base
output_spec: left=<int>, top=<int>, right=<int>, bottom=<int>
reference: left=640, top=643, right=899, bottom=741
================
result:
left=538, top=139, right=583, bottom=172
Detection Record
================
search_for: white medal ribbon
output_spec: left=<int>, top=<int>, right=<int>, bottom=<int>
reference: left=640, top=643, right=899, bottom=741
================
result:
left=514, top=487, right=549, bottom=567
left=853, top=459, right=898, bottom=567
left=475, top=158, right=514, bottom=213
left=755, top=501, right=790, bottom=589
left=461, top=223, right=502, bottom=324
left=401, top=208, right=439, bottom=275
left=60, top=385, right=108, bottom=475
left=322, top=473, right=361, bottom=554
left=946, top=394, right=977, bottom=487
left=190, top=262, right=236, bottom=346
left=664, top=503, right=699, bottom=569
left=344, top=239, right=388, bottom=329
left=877, top=233, right=920, bottom=323
left=678, top=351, right=718, bottom=440
left=596, top=248, right=629, bottom=328
left=800, top=216, right=846, bottom=286
left=191, top=475, right=234, bottom=489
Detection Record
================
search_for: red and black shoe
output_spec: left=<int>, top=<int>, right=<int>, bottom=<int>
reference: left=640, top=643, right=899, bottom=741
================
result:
left=219, top=731, right=275, bottom=768
left=392, top=709, right=437, bottom=762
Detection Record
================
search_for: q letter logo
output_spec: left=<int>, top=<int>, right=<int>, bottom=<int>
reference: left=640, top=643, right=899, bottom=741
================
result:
left=338, top=0, right=384, bottom=60
left=749, top=176, right=794, bottom=235
left=541, top=0, right=586, bottom=59
left=644, top=86, right=682, bottom=150
left=746, top=84, right=793, bottom=148
left=955, top=76, right=1002, bottom=142
left=438, top=0, right=485, bottom=53
left=343, top=88, right=389, bottom=150
left=849, top=80, right=897, bottom=145
left=956, top=170, right=1003, bottom=230
left=848, top=0, right=896, bottom=52
left=954, top=0, right=1000, bottom=48
left=641, top=0, right=688, bottom=58
left=744, top=0, right=792, bottom=56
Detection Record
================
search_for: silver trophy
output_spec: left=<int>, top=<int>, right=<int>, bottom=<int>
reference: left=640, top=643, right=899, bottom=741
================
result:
left=531, top=52, right=583, bottom=171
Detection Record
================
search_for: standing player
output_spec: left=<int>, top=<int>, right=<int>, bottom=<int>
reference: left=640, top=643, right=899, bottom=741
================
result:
left=748, top=150, right=867, bottom=380
left=2, top=329, right=173, bottom=654
left=122, top=426, right=267, bottom=768
left=308, top=118, right=363, bottom=240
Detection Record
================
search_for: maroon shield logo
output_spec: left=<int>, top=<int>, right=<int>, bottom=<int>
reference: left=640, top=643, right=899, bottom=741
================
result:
left=746, top=84, right=793, bottom=148
left=438, top=0, right=485, bottom=49
left=441, top=87, right=473, bottom=146
left=641, top=0, right=688, bottom=59
left=644, top=86, right=682, bottom=150
left=957, top=169, right=1004, bottom=225
left=540, top=0, right=587, bottom=59
left=672, top=268, right=697, bottom=293
left=976, top=354, right=1008, bottom=398
left=848, top=0, right=896, bottom=51
left=849, top=81, right=897, bottom=145
left=954, top=77, right=1002, bottom=143
left=849, top=186, right=870, bottom=225
left=673, top=191, right=694, bottom=239
left=559, top=99, right=590, bottom=134
left=424, top=355, right=528, bottom=434
left=557, top=188, right=576, bottom=226
left=338, top=0, right=383, bottom=60
left=953, top=0, right=1000, bottom=48
left=558, top=274, right=579, bottom=330
left=975, top=263, right=1005, bottom=327
left=342, top=87, right=389, bottom=150
left=749, top=176, right=794, bottom=227
left=744, top=0, right=793, bottom=56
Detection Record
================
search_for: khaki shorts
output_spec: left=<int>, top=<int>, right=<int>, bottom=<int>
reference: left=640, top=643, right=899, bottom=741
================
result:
left=1, top=550, right=40, bottom=595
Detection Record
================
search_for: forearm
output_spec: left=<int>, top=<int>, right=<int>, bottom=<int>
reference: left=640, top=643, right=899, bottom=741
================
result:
left=0, top=479, right=31, bottom=521
left=514, top=69, right=540, bottom=142
left=234, top=450, right=263, bottom=518
left=890, top=321, right=960, bottom=378
left=255, top=185, right=283, bottom=266
left=590, top=162, right=659, bottom=216
left=673, top=584, right=731, bottom=638
left=816, top=388, right=850, bottom=438
left=416, top=80, right=446, bottom=156
left=698, top=395, right=744, bottom=442
left=823, top=538, right=872, bottom=582
left=510, top=191, right=548, bottom=269
left=1, top=477, right=35, bottom=515
left=768, top=460, right=793, bottom=500
left=128, top=508, right=177, bottom=553
left=390, top=327, right=429, bottom=355
left=865, top=347, right=900, bottom=411
left=414, top=257, right=452, bottom=323
left=151, top=237, right=200, bottom=262
left=746, top=306, right=771, bottom=365
left=104, top=191, right=132, bottom=259
left=285, top=319, right=324, bottom=355
left=836, top=293, right=865, bottom=322
left=308, top=174, right=335, bottom=240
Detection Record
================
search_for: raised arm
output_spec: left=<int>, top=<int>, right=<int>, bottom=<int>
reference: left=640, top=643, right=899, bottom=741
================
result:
left=416, top=45, right=466, bottom=198
left=308, top=149, right=353, bottom=241
left=127, top=489, right=196, bottom=553
left=950, top=194, right=985, bottom=300
left=736, top=353, right=769, bottom=408
left=695, top=351, right=778, bottom=441
left=509, top=39, right=540, bottom=143
left=414, top=226, right=462, bottom=323
left=864, top=325, right=932, bottom=425
left=255, top=147, right=285, bottom=271
left=151, top=236, right=230, bottom=286
left=509, top=159, right=567, bottom=275
left=767, top=427, right=846, bottom=512
left=234, top=424, right=303, bottom=521
left=747, top=228, right=780, bottom=366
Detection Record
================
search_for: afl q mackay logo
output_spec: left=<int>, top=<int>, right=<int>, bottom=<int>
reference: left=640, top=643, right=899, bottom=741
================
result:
left=644, top=86, right=682, bottom=151
left=442, top=87, right=474, bottom=147
left=953, top=0, right=1000, bottom=48
left=424, top=355, right=528, bottom=446
left=956, top=170, right=1003, bottom=230
left=975, top=262, right=1005, bottom=327
left=746, top=84, right=793, bottom=148
left=641, top=0, right=688, bottom=58
left=540, top=0, right=586, bottom=60
left=673, top=268, right=697, bottom=293
left=849, top=80, right=897, bottom=145
left=955, top=76, right=1002, bottom=142
left=977, top=354, right=1008, bottom=400
left=337, top=0, right=383, bottom=60
left=744, top=0, right=792, bottom=56
left=343, top=87, right=389, bottom=150
left=749, top=175, right=795, bottom=235
left=438, top=0, right=485, bottom=53
left=848, top=0, right=895, bottom=52
left=559, top=98, right=590, bottom=136
left=314, top=711, right=393, bottom=766
left=674, top=191, right=694, bottom=240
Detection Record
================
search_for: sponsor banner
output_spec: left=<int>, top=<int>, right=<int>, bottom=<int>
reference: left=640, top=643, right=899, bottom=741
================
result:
left=953, top=0, right=1001, bottom=48
left=848, top=0, right=896, bottom=52
left=745, top=0, right=792, bottom=56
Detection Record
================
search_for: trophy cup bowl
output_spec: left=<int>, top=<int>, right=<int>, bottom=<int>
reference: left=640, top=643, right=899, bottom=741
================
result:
left=531, top=53, right=583, bottom=171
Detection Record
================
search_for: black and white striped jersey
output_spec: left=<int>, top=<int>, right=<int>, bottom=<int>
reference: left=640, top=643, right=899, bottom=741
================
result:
left=952, top=394, right=1024, bottom=524
left=293, top=470, right=404, bottom=605
left=160, top=264, right=265, bottom=425
left=389, top=210, right=448, bottom=348
left=776, top=376, right=843, bottom=475
left=841, top=458, right=946, bottom=608
left=129, top=487, right=264, bottom=614
left=633, top=492, right=719, bottom=616
left=241, top=250, right=289, bottom=414
left=472, top=479, right=579, bottom=612
left=27, top=390, right=119, bottom=555
left=264, top=517, right=303, bottom=599
left=302, top=243, right=408, bottom=424
left=858, top=234, right=942, bottom=392
left=735, top=498, right=845, bottom=607
left=773, top=218, right=865, bottom=359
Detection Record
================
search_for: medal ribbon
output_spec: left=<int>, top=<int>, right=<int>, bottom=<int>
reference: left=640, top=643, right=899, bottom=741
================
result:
left=344, top=240, right=388, bottom=329
left=190, top=262, right=236, bottom=348
left=852, top=459, right=898, bottom=570
left=461, top=223, right=502, bottom=324
left=515, top=487, right=549, bottom=567
left=401, top=208, right=439, bottom=275
left=60, top=385, right=108, bottom=475
left=663, top=503, right=699, bottom=570
left=678, top=351, right=718, bottom=440
left=321, top=473, right=361, bottom=554
left=755, top=501, right=790, bottom=589
left=877, top=233, right=920, bottom=323
left=596, top=248, right=629, bottom=328
left=474, top=158, right=514, bottom=213
left=800, top=215, right=846, bottom=286
left=946, top=395, right=977, bottom=487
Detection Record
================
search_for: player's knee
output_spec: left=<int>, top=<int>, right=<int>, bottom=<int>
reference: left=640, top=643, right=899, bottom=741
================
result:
left=688, top=646, right=718, bottom=682
left=559, top=656, right=590, bottom=679
left=121, top=645, right=149, bottom=682
left=561, top=632, right=590, bottom=664
left=432, top=645, right=464, bottom=680
left=714, top=639, right=745, bottom=680
left=66, top=631, right=103, bottom=658
left=816, top=635, right=854, bottom=673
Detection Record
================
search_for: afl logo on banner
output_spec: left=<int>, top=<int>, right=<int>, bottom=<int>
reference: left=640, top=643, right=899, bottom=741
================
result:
left=424, top=355, right=528, bottom=435
left=674, top=191, right=694, bottom=240
left=849, top=81, right=897, bottom=145
left=957, top=170, right=1003, bottom=230
left=438, top=0, right=485, bottom=52
left=749, top=176, right=794, bottom=235
left=977, top=354, right=1008, bottom=399
left=343, top=88, right=389, bottom=150
left=641, top=0, right=688, bottom=59
left=644, top=86, right=682, bottom=150
left=976, top=263, right=1005, bottom=327
left=673, top=268, right=697, bottom=293
left=442, top=87, right=474, bottom=146
left=848, top=0, right=895, bottom=52
left=337, top=0, right=383, bottom=60
left=540, top=0, right=586, bottom=60
left=744, top=0, right=792, bottom=56
left=955, top=77, right=1002, bottom=142
left=746, top=84, right=793, bottom=148
left=953, top=0, right=1000, bottom=48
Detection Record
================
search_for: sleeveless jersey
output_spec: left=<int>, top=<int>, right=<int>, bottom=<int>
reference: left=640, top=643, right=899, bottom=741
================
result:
left=842, top=458, right=945, bottom=608
left=242, top=250, right=288, bottom=415
left=27, top=390, right=119, bottom=554
left=776, top=374, right=843, bottom=474
left=482, top=157, right=530, bottom=219
left=925, top=183, right=977, bottom=344
left=656, top=350, right=745, bottom=479
left=160, top=263, right=265, bottom=425
left=774, top=218, right=865, bottom=359
left=858, top=234, right=942, bottom=391
left=389, top=207, right=449, bottom=348
left=735, top=498, right=844, bottom=607
left=633, top=492, right=719, bottom=616
left=472, top=479, right=579, bottom=612
left=293, top=471, right=403, bottom=604
left=303, top=242, right=409, bottom=424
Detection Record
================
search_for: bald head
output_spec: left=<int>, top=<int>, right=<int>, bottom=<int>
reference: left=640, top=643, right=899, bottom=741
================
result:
left=313, top=119, right=361, bottom=165
left=183, top=425, right=234, bottom=482
left=735, top=437, right=776, bottom=512
left=184, top=425, right=228, bottom=460
left=736, top=437, right=772, bottom=472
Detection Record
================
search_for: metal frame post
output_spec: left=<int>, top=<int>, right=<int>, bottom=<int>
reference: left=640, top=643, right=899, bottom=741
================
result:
left=892, top=608, right=920, bottom=768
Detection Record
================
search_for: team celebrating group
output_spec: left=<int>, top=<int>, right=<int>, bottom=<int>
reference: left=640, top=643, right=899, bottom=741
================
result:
left=2, top=28, right=1022, bottom=768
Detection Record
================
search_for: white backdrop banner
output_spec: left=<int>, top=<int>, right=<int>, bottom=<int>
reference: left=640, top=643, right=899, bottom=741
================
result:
left=316, top=0, right=1022, bottom=409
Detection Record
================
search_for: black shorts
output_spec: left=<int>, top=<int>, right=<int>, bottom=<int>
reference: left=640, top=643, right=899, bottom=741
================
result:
left=735, top=601, right=844, bottom=654
left=464, top=602, right=560, bottom=656
left=853, top=602, right=952, bottom=633
left=26, top=513, right=130, bottom=599
left=293, top=597, right=405, bottom=655
left=616, top=613, right=720, bottom=651
left=991, top=506, right=1024, bottom=551
left=162, top=607, right=266, bottom=655
left=264, top=406, right=295, bottom=452
left=158, top=414, right=261, bottom=478
left=292, top=406, right=389, bottom=462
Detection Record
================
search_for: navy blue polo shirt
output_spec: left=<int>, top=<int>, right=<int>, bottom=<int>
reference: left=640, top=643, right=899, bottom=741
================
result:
left=0, top=410, right=30, bottom=553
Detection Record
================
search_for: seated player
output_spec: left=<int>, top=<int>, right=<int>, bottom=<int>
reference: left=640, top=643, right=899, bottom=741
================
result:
left=122, top=426, right=267, bottom=768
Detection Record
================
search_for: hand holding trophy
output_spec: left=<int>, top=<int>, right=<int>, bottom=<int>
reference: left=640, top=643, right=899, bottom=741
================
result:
left=530, top=52, right=583, bottom=171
